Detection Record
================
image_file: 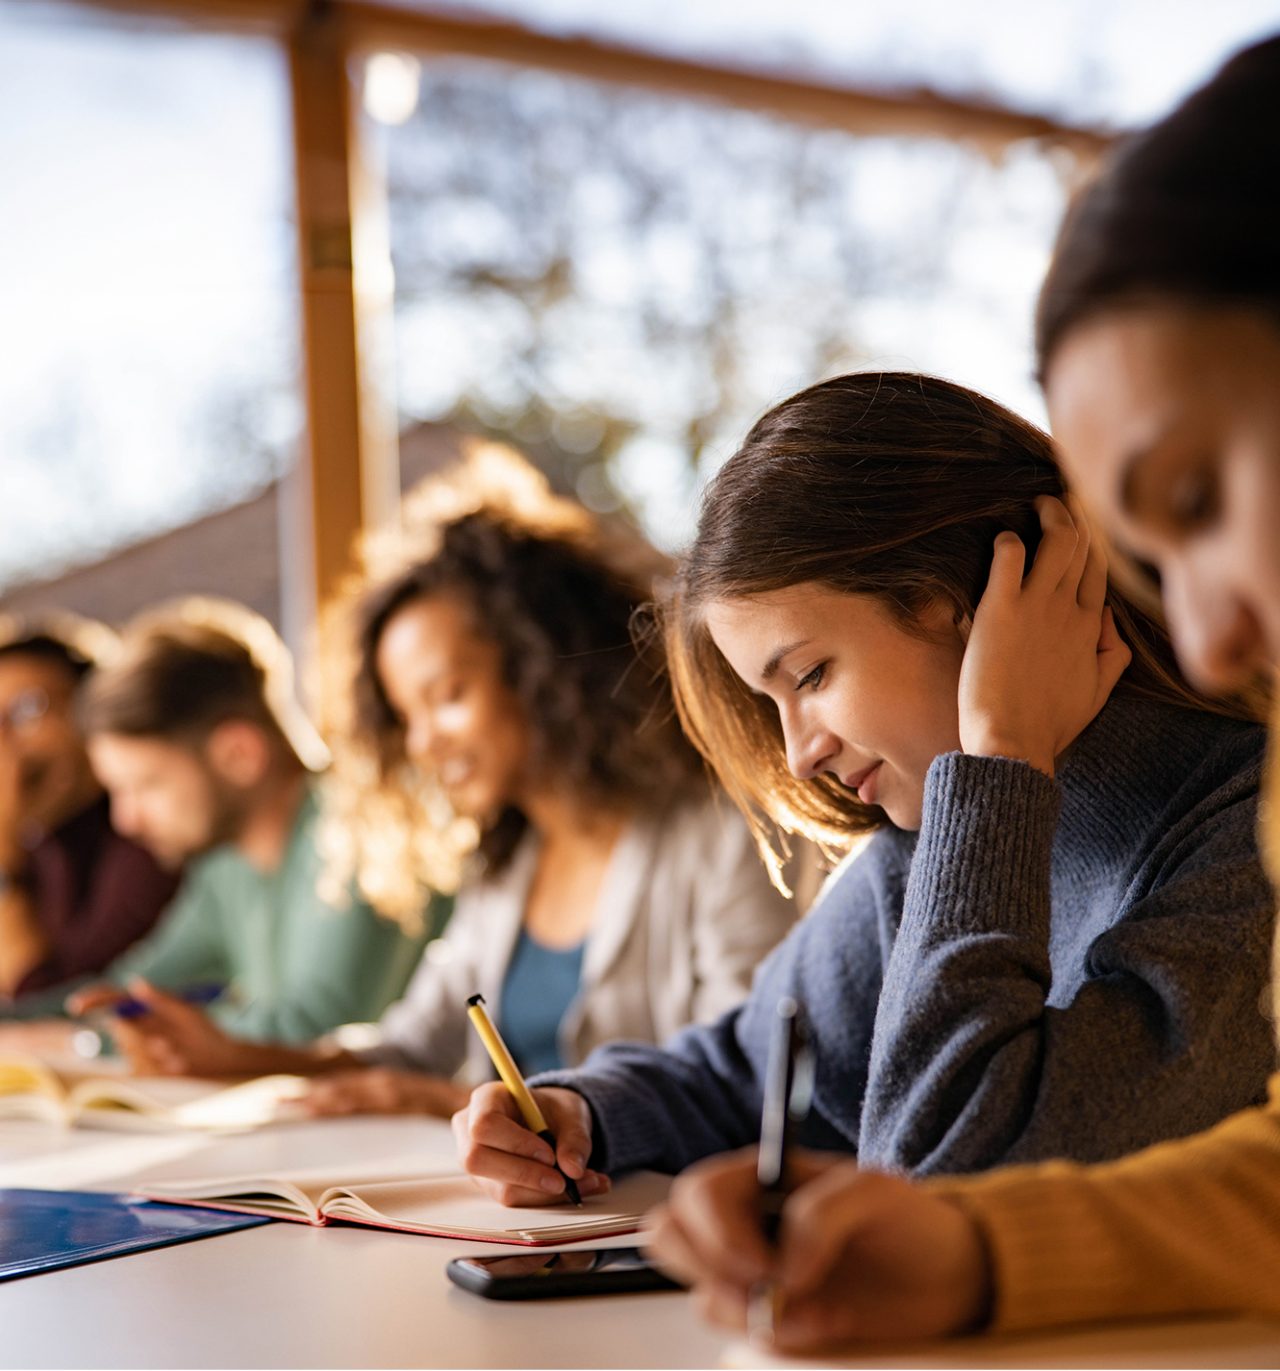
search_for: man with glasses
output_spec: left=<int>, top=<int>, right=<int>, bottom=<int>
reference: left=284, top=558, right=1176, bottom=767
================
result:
left=0, top=626, right=177, bottom=1002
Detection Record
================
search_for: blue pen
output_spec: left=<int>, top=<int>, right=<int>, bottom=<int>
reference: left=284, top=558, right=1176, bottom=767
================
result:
left=112, top=983, right=226, bottom=1021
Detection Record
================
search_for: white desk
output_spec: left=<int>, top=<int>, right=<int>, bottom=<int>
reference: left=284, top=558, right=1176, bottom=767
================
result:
left=3, top=1116, right=1279, bottom=1370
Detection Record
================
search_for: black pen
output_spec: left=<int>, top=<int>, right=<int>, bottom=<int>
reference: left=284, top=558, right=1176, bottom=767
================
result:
left=750, top=996, right=814, bottom=1345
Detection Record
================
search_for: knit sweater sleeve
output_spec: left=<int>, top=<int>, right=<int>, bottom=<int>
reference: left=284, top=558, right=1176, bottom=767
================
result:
left=532, top=835, right=905, bottom=1175
left=928, top=1072, right=1280, bottom=1332
left=859, top=749, right=1275, bottom=1175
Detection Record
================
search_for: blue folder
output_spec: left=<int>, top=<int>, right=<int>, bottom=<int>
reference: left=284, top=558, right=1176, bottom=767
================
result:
left=0, top=1188, right=270, bottom=1282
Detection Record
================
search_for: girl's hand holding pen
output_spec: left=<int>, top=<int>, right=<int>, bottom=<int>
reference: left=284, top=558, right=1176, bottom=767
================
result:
left=647, top=1147, right=992, bottom=1350
left=452, top=1082, right=611, bottom=1207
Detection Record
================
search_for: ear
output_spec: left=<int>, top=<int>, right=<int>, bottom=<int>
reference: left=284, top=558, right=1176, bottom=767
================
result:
left=204, top=720, right=271, bottom=788
left=914, top=595, right=971, bottom=645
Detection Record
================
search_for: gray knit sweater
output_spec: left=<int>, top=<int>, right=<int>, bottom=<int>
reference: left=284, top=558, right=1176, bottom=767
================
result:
left=534, top=696, right=1277, bottom=1178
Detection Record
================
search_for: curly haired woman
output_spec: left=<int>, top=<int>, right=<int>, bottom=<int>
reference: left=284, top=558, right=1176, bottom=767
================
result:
left=105, top=444, right=804, bottom=1116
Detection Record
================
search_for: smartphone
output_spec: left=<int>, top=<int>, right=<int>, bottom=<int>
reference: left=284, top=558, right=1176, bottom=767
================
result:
left=446, top=1246, right=684, bottom=1300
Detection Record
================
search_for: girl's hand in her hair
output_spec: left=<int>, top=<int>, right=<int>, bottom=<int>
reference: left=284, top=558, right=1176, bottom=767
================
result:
left=451, top=1081, right=610, bottom=1206
left=301, top=1067, right=468, bottom=1119
left=647, top=1147, right=992, bottom=1350
left=959, top=494, right=1132, bottom=777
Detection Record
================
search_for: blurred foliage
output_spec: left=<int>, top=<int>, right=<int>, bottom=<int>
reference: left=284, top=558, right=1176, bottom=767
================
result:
left=382, top=59, right=979, bottom=525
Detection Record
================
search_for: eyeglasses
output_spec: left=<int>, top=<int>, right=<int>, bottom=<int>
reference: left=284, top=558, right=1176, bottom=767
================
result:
left=0, top=688, right=51, bottom=733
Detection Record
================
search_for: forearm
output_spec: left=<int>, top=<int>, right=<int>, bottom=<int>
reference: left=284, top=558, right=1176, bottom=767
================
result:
left=535, top=1021, right=762, bottom=1175
left=862, top=752, right=1274, bottom=1175
left=930, top=1076, right=1280, bottom=1333
left=204, top=1036, right=361, bottom=1078
left=861, top=753, right=1060, bottom=1172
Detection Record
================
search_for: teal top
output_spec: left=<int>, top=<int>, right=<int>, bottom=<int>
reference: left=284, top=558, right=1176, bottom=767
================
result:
left=497, top=927, right=585, bottom=1075
left=107, top=785, right=444, bottom=1043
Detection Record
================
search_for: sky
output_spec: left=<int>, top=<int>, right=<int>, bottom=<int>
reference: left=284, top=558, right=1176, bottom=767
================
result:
left=1, top=0, right=1278, bottom=589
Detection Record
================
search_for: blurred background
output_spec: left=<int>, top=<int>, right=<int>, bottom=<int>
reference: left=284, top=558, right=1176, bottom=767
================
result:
left=4, top=0, right=1279, bottom=666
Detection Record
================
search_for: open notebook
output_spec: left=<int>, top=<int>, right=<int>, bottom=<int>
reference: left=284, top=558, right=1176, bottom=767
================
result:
left=139, top=1166, right=672, bottom=1246
left=0, top=1054, right=308, bottom=1132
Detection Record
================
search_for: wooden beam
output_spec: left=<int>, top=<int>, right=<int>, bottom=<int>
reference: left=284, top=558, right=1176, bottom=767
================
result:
left=341, top=4, right=1113, bottom=159
left=64, top=0, right=1113, bottom=157
left=286, top=1, right=393, bottom=635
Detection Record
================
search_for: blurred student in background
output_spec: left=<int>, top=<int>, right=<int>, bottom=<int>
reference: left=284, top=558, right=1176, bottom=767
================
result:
left=0, top=618, right=176, bottom=1002
left=67, top=602, right=434, bottom=1044
left=94, top=446, right=805, bottom=1117
left=648, top=34, right=1280, bottom=1348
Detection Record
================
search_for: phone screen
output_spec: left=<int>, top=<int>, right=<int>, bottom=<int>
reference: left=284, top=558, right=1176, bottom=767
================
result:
left=447, top=1246, right=683, bottom=1299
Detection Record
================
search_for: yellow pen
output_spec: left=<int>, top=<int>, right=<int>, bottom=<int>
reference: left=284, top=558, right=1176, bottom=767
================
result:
left=465, top=993, right=584, bottom=1207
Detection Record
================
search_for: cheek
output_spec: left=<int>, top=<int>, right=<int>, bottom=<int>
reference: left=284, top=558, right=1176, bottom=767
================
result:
left=1242, top=469, right=1280, bottom=608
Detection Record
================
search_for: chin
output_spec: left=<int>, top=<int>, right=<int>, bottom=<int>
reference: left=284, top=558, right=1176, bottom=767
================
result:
left=881, top=797, right=924, bottom=832
left=143, top=844, right=187, bottom=871
left=447, top=783, right=500, bottom=823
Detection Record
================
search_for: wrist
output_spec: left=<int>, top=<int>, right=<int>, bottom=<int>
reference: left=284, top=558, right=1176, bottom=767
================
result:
left=961, top=733, right=1055, bottom=778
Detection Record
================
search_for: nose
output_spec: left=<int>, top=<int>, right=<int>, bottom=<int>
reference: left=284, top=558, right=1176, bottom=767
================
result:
left=781, top=708, right=839, bottom=782
left=1165, top=567, right=1267, bottom=696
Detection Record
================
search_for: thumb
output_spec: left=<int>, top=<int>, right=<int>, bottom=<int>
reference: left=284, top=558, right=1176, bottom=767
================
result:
left=550, top=1101, right=594, bottom=1177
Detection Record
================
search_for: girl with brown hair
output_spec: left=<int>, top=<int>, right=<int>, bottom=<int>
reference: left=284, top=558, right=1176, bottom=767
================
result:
left=455, top=369, right=1274, bottom=1207
left=648, top=35, right=1280, bottom=1350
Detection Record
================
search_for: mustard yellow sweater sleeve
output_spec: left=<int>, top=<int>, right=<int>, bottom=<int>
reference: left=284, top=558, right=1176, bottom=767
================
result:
left=929, top=706, right=1280, bottom=1335
left=929, top=1074, right=1280, bottom=1332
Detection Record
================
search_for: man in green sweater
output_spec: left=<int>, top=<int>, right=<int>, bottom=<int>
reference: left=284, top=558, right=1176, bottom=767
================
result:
left=67, top=616, right=436, bottom=1047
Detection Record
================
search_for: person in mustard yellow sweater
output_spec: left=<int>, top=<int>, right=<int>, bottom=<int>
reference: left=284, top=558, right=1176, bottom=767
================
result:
left=645, top=34, right=1280, bottom=1347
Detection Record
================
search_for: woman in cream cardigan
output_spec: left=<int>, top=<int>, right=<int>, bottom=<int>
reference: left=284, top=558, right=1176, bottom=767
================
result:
left=353, top=791, right=791, bottom=1091
left=647, top=35, right=1280, bottom=1347
left=105, top=446, right=804, bottom=1112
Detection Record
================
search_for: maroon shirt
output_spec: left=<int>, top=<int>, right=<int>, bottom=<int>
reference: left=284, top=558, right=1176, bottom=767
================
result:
left=14, top=794, right=179, bottom=996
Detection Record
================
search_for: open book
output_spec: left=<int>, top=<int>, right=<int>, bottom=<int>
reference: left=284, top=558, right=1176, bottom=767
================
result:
left=139, top=1166, right=672, bottom=1246
left=0, top=1054, right=308, bottom=1132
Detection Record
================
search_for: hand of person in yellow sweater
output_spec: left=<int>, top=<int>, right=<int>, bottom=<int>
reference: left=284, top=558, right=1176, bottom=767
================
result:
left=646, top=1146, right=992, bottom=1351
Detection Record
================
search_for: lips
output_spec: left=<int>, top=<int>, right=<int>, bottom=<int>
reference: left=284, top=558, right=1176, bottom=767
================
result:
left=843, top=761, right=883, bottom=804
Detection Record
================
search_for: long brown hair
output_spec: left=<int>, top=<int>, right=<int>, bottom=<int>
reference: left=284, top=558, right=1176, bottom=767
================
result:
left=319, top=442, right=705, bottom=925
left=665, top=371, right=1259, bottom=885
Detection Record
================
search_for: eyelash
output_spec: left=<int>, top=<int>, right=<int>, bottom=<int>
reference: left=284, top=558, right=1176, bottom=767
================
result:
left=796, top=663, right=827, bottom=691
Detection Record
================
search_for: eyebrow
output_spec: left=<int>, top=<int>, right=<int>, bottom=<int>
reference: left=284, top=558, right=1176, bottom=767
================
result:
left=760, top=639, right=811, bottom=684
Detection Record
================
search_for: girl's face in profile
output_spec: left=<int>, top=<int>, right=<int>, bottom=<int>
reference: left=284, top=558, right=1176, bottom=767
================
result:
left=705, top=584, right=965, bottom=831
left=376, top=593, right=533, bottom=822
left=1046, top=304, right=1280, bottom=692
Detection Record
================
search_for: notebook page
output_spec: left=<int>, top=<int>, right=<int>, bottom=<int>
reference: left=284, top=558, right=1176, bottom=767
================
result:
left=321, top=1170, right=672, bottom=1241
